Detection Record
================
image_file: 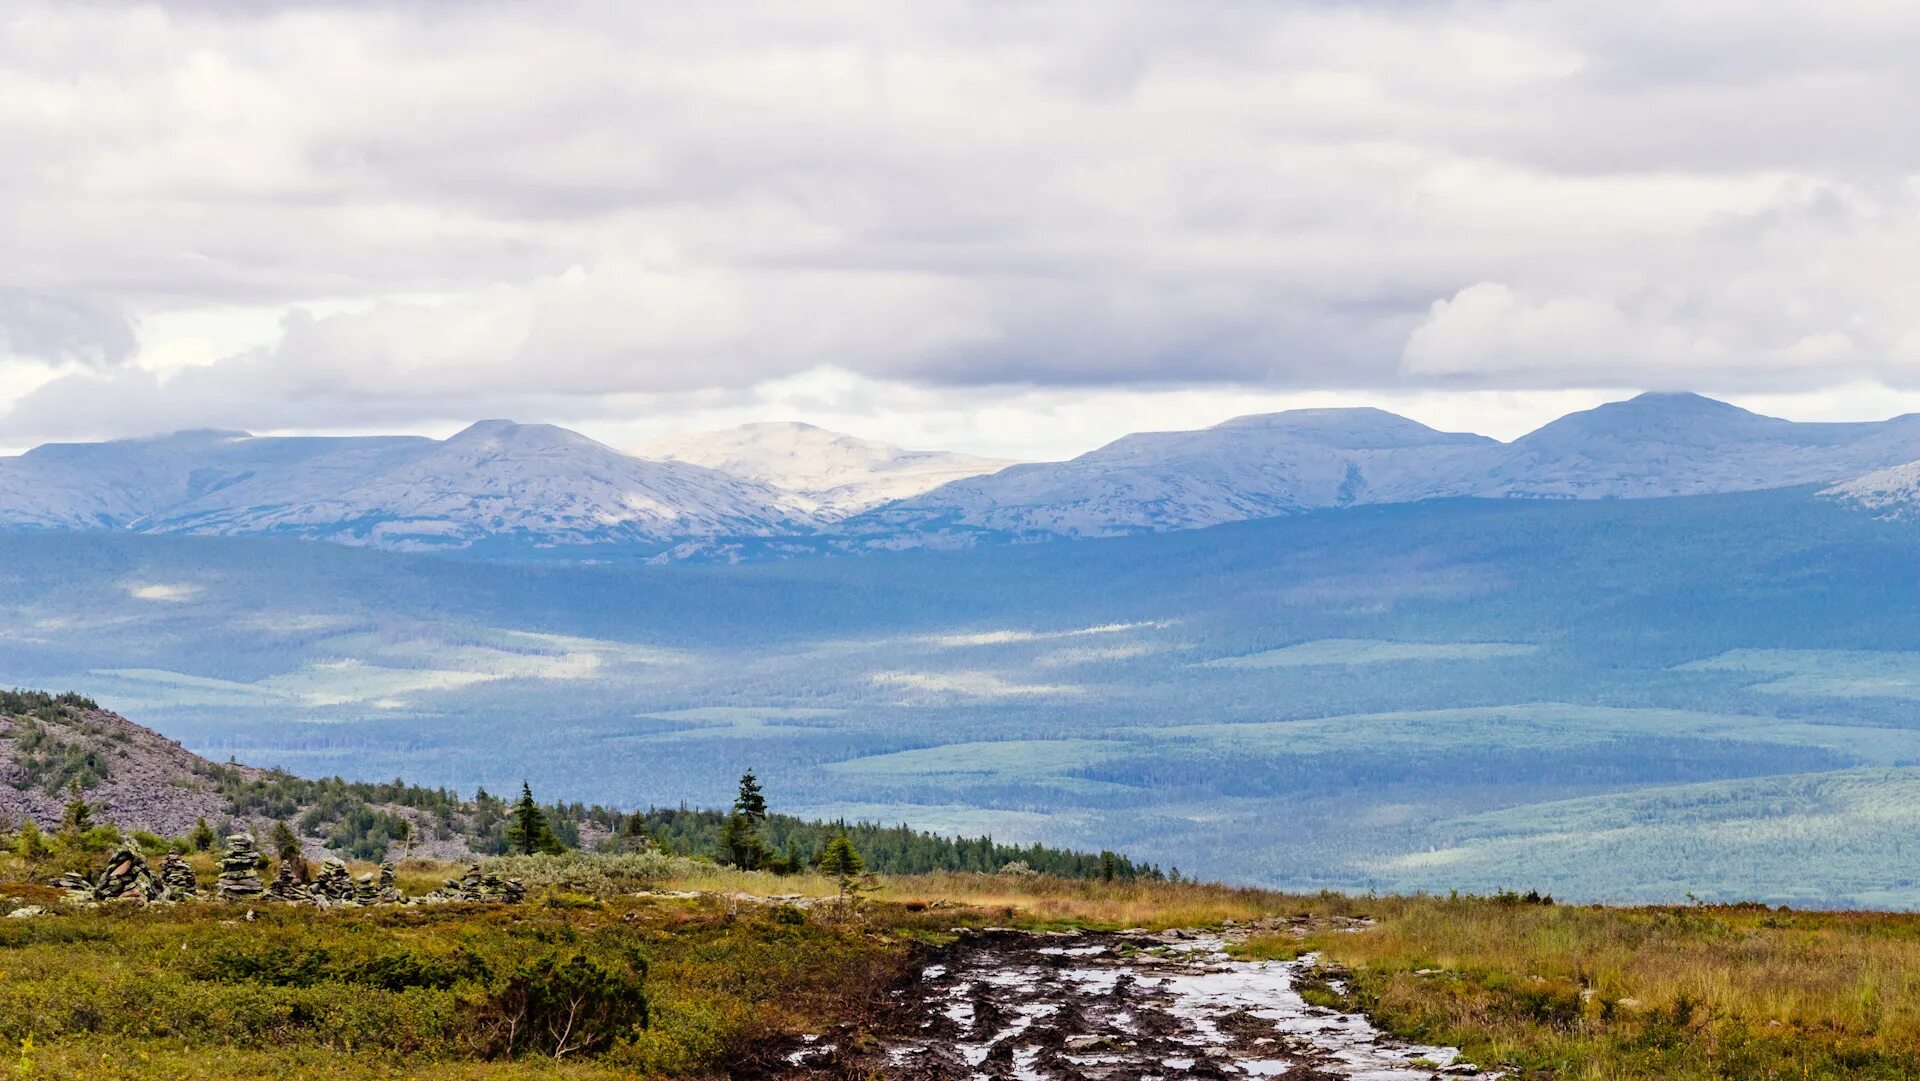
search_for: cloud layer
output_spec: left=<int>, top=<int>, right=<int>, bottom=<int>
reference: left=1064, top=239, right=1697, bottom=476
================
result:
left=6, top=0, right=1920, bottom=442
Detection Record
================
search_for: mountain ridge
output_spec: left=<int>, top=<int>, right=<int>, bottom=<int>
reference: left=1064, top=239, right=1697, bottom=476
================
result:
left=4, top=393, right=1916, bottom=554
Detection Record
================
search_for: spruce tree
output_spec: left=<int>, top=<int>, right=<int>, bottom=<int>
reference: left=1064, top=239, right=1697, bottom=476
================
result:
left=620, top=812, right=652, bottom=853
left=188, top=817, right=216, bottom=852
left=1100, top=850, right=1117, bottom=884
left=733, top=770, right=767, bottom=824
left=818, top=833, right=869, bottom=917
left=721, top=811, right=764, bottom=869
left=722, top=770, right=769, bottom=869
left=507, top=781, right=563, bottom=856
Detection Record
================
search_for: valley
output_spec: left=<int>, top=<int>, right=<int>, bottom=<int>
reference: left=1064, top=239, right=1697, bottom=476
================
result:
left=2, top=483, right=1914, bottom=904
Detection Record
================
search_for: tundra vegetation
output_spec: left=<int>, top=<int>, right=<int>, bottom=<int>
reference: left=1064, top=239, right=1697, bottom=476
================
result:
left=4, top=833, right=1919, bottom=1079
left=6, top=691, right=1919, bottom=1079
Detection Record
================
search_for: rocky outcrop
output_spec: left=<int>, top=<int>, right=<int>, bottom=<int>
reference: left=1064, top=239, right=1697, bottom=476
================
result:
left=217, top=834, right=264, bottom=900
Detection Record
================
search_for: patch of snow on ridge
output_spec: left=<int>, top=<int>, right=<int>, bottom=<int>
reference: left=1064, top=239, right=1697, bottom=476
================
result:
left=1825, top=459, right=1920, bottom=518
left=632, top=421, right=1018, bottom=517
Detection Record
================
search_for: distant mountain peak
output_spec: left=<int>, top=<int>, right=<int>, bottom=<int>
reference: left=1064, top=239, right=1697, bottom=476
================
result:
left=632, top=422, right=1017, bottom=517
left=1211, top=407, right=1493, bottom=448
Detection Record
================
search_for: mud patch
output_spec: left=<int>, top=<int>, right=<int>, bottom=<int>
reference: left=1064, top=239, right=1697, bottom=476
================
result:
left=781, top=926, right=1488, bottom=1079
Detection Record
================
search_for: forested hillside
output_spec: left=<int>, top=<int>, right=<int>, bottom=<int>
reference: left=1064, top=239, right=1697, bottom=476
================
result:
left=2, top=690, right=1148, bottom=878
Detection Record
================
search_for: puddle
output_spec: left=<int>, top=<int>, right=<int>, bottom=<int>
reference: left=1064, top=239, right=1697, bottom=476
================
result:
left=786, top=926, right=1490, bottom=1079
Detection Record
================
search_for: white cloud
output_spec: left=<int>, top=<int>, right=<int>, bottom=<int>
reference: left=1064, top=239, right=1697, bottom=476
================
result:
left=6, top=0, right=1920, bottom=444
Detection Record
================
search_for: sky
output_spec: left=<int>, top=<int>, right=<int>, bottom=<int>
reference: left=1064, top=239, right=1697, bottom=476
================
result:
left=6, top=0, right=1920, bottom=460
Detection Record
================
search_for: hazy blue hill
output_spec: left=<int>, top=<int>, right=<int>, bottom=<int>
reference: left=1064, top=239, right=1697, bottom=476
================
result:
left=0, top=486, right=1916, bottom=901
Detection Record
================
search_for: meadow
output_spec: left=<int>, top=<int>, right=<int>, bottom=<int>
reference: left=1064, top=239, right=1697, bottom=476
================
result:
left=5, top=846, right=1919, bottom=1080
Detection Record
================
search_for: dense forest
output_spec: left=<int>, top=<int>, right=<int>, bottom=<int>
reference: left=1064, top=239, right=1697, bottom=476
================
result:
left=203, top=761, right=1158, bottom=878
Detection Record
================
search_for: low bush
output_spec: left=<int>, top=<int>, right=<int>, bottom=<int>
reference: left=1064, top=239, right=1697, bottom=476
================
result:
left=482, top=850, right=704, bottom=894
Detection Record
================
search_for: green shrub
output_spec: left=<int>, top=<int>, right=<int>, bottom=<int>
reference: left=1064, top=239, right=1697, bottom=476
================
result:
left=483, top=850, right=705, bottom=895
left=469, top=949, right=649, bottom=1059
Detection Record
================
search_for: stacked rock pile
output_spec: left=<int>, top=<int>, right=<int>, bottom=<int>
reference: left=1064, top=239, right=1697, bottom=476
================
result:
left=97, top=848, right=157, bottom=900
left=54, top=848, right=165, bottom=903
left=159, top=853, right=199, bottom=899
left=53, top=870, right=95, bottom=898
left=438, top=864, right=527, bottom=903
left=264, top=859, right=312, bottom=904
left=217, top=834, right=265, bottom=900
left=313, top=857, right=355, bottom=903
left=49, top=844, right=527, bottom=909
left=376, top=861, right=401, bottom=904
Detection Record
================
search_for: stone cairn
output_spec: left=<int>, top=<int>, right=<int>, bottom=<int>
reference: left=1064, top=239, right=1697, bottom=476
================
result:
left=217, top=834, right=265, bottom=901
left=99, top=848, right=156, bottom=899
left=264, top=858, right=312, bottom=904
left=55, top=847, right=161, bottom=903
left=376, top=861, right=401, bottom=904
left=313, top=857, right=356, bottom=904
left=432, top=863, right=527, bottom=904
left=159, top=853, right=199, bottom=900
left=51, top=842, right=527, bottom=910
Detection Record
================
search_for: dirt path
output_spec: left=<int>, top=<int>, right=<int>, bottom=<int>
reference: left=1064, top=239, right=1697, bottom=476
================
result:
left=785, top=925, right=1487, bottom=1080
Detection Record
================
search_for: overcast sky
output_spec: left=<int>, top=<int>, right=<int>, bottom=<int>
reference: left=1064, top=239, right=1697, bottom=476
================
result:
left=5, top=0, right=1920, bottom=459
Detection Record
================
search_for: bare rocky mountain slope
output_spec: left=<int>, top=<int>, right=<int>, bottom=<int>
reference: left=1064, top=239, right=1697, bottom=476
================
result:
left=0, top=422, right=815, bottom=552
left=856, top=392, right=1920, bottom=542
left=0, top=691, right=479, bottom=857
left=0, top=690, right=249, bottom=837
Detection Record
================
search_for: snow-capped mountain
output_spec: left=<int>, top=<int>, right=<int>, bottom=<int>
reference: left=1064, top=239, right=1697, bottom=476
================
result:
left=0, top=421, right=815, bottom=551
left=632, top=421, right=1017, bottom=517
left=855, top=408, right=1495, bottom=538
left=1823, top=459, right=1920, bottom=519
left=852, top=393, right=1920, bottom=542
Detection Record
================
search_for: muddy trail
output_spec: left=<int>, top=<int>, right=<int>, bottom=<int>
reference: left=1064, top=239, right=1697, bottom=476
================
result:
left=779, top=924, right=1489, bottom=1080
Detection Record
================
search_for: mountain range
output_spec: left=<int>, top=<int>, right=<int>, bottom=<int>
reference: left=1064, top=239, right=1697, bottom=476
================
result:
left=2, top=392, right=1915, bottom=553
left=858, top=392, right=1920, bottom=540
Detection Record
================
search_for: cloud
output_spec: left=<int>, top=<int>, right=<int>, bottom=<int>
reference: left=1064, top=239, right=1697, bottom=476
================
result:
left=6, top=0, right=1920, bottom=440
left=0, top=290, right=136, bottom=369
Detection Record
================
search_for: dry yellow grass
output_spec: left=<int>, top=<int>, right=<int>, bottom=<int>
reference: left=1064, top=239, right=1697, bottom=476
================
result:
left=1264, top=896, right=1920, bottom=1080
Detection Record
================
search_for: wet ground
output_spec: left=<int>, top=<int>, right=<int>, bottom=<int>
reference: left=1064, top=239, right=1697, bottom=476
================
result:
left=780, top=924, right=1489, bottom=1080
